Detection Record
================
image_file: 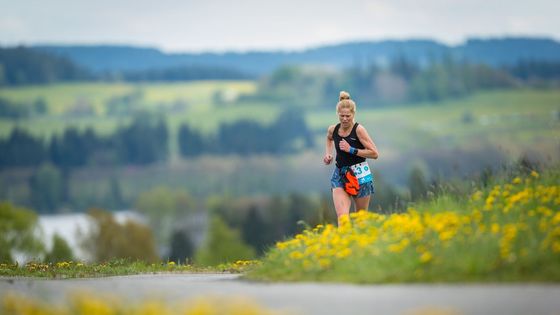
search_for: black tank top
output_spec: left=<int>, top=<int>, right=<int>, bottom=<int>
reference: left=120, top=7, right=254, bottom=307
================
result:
left=333, top=122, right=366, bottom=167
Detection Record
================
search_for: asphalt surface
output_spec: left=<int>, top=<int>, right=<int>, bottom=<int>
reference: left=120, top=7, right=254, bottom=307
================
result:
left=1, top=274, right=559, bottom=315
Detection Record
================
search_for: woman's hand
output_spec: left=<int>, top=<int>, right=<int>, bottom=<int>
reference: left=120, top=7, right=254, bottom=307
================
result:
left=323, top=154, right=333, bottom=165
left=339, top=139, right=351, bottom=153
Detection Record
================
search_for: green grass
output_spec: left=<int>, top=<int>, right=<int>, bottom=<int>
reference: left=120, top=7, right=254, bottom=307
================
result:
left=246, top=165, right=560, bottom=283
left=0, top=259, right=259, bottom=279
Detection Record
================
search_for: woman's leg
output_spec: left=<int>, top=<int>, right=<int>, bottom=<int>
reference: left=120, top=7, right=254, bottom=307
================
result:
left=332, top=187, right=352, bottom=226
left=354, top=195, right=371, bottom=212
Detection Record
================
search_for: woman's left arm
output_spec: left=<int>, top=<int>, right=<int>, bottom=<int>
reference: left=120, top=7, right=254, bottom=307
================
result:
left=355, top=125, right=379, bottom=159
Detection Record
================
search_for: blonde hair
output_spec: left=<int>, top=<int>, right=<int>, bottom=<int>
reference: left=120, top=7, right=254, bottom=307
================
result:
left=336, top=91, right=356, bottom=114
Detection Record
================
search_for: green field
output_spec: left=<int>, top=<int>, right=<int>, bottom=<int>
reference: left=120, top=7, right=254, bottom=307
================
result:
left=0, top=81, right=264, bottom=139
left=2, top=83, right=558, bottom=152
left=0, top=81, right=278, bottom=156
left=310, top=89, right=560, bottom=153
left=1, top=82, right=558, bottom=164
left=0, top=81, right=256, bottom=114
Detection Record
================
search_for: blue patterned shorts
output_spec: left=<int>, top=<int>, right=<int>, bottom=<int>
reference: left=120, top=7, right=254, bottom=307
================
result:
left=330, top=166, right=375, bottom=198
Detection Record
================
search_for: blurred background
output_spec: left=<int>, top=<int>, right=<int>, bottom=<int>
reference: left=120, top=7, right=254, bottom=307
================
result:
left=0, top=0, right=558, bottom=265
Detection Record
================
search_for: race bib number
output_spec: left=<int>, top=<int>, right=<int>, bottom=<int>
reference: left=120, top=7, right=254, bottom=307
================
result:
left=350, top=162, right=373, bottom=185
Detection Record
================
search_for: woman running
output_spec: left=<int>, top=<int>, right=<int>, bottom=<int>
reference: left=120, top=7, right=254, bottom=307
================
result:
left=323, top=91, right=379, bottom=226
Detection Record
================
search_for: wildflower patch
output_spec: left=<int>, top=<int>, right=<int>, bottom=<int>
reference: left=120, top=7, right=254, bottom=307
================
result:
left=248, top=170, right=560, bottom=283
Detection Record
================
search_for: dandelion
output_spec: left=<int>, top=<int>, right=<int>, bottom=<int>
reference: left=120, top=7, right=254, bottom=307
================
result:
left=276, top=242, right=288, bottom=250
left=72, top=295, right=115, bottom=315
left=289, top=251, right=304, bottom=260
left=420, top=251, right=433, bottom=263
left=335, top=248, right=352, bottom=258
left=318, top=259, right=331, bottom=269
left=471, top=190, right=483, bottom=201
left=56, top=261, right=70, bottom=268
left=484, top=196, right=495, bottom=210
left=553, top=212, right=560, bottom=225
left=388, top=239, right=410, bottom=253
left=553, top=242, right=560, bottom=253
left=500, top=224, right=518, bottom=260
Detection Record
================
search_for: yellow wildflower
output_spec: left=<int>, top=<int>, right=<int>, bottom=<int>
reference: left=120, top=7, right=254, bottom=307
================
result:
left=318, top=259, right=331, bottom=269
left=289, top=251, right=304, bottom=260
left=420, top=251, right=432, bottom=263
left=335, top=248, right=352, bottom=258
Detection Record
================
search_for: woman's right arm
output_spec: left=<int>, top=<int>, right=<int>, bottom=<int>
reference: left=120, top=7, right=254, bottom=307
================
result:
left=323, top=125, right=335, bottom=165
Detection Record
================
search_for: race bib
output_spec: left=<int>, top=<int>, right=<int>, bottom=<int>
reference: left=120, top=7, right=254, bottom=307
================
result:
left=350, top=162, right=373, bottom=185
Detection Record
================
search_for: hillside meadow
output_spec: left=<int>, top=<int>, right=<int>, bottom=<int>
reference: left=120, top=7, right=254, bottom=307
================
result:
left=0, top=82, right=558, bottom=157
left=0, top=81, right=558, bottom=206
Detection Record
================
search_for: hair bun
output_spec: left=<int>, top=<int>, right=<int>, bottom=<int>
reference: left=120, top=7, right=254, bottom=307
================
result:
left=339, top=91, right=351, bottom=101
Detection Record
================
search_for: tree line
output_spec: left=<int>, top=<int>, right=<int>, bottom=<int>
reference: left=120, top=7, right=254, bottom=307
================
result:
left=178, top=109, right=314, bottom=156
left=250, top=55, right=560, bottom=108
left=121, top=65, right=252, bottom=82
left=3, top=46, right=559, bottom=95
left=0, top=47, right=93, bottom=86
left=0, top=116, right=168, bottom=170
left=0, top=47, right=250, bottom=86
left=0, top=110, right=314, bottom=169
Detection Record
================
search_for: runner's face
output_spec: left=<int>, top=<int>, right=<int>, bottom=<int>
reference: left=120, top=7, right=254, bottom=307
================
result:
left=338, top=109, right=354, bottom=128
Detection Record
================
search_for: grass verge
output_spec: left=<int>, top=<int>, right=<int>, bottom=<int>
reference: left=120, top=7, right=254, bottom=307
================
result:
left=246, top=166, right=560, bottom=283
left=0, top=259, right=260, bottom=279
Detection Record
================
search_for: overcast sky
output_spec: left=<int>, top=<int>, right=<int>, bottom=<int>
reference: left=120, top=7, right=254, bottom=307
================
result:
left=1, top=0, right=558, bottom=53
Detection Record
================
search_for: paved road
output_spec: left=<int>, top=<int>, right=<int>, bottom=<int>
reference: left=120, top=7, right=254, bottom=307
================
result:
left=1, top=274, right=559, bottom=315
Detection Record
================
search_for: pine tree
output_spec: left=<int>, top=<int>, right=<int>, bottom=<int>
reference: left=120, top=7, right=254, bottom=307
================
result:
left=168, top=230, right=195, bottom=264
left=241, top=207, right=268, bottom=255
left=44, top=234, right=74, bottom=263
